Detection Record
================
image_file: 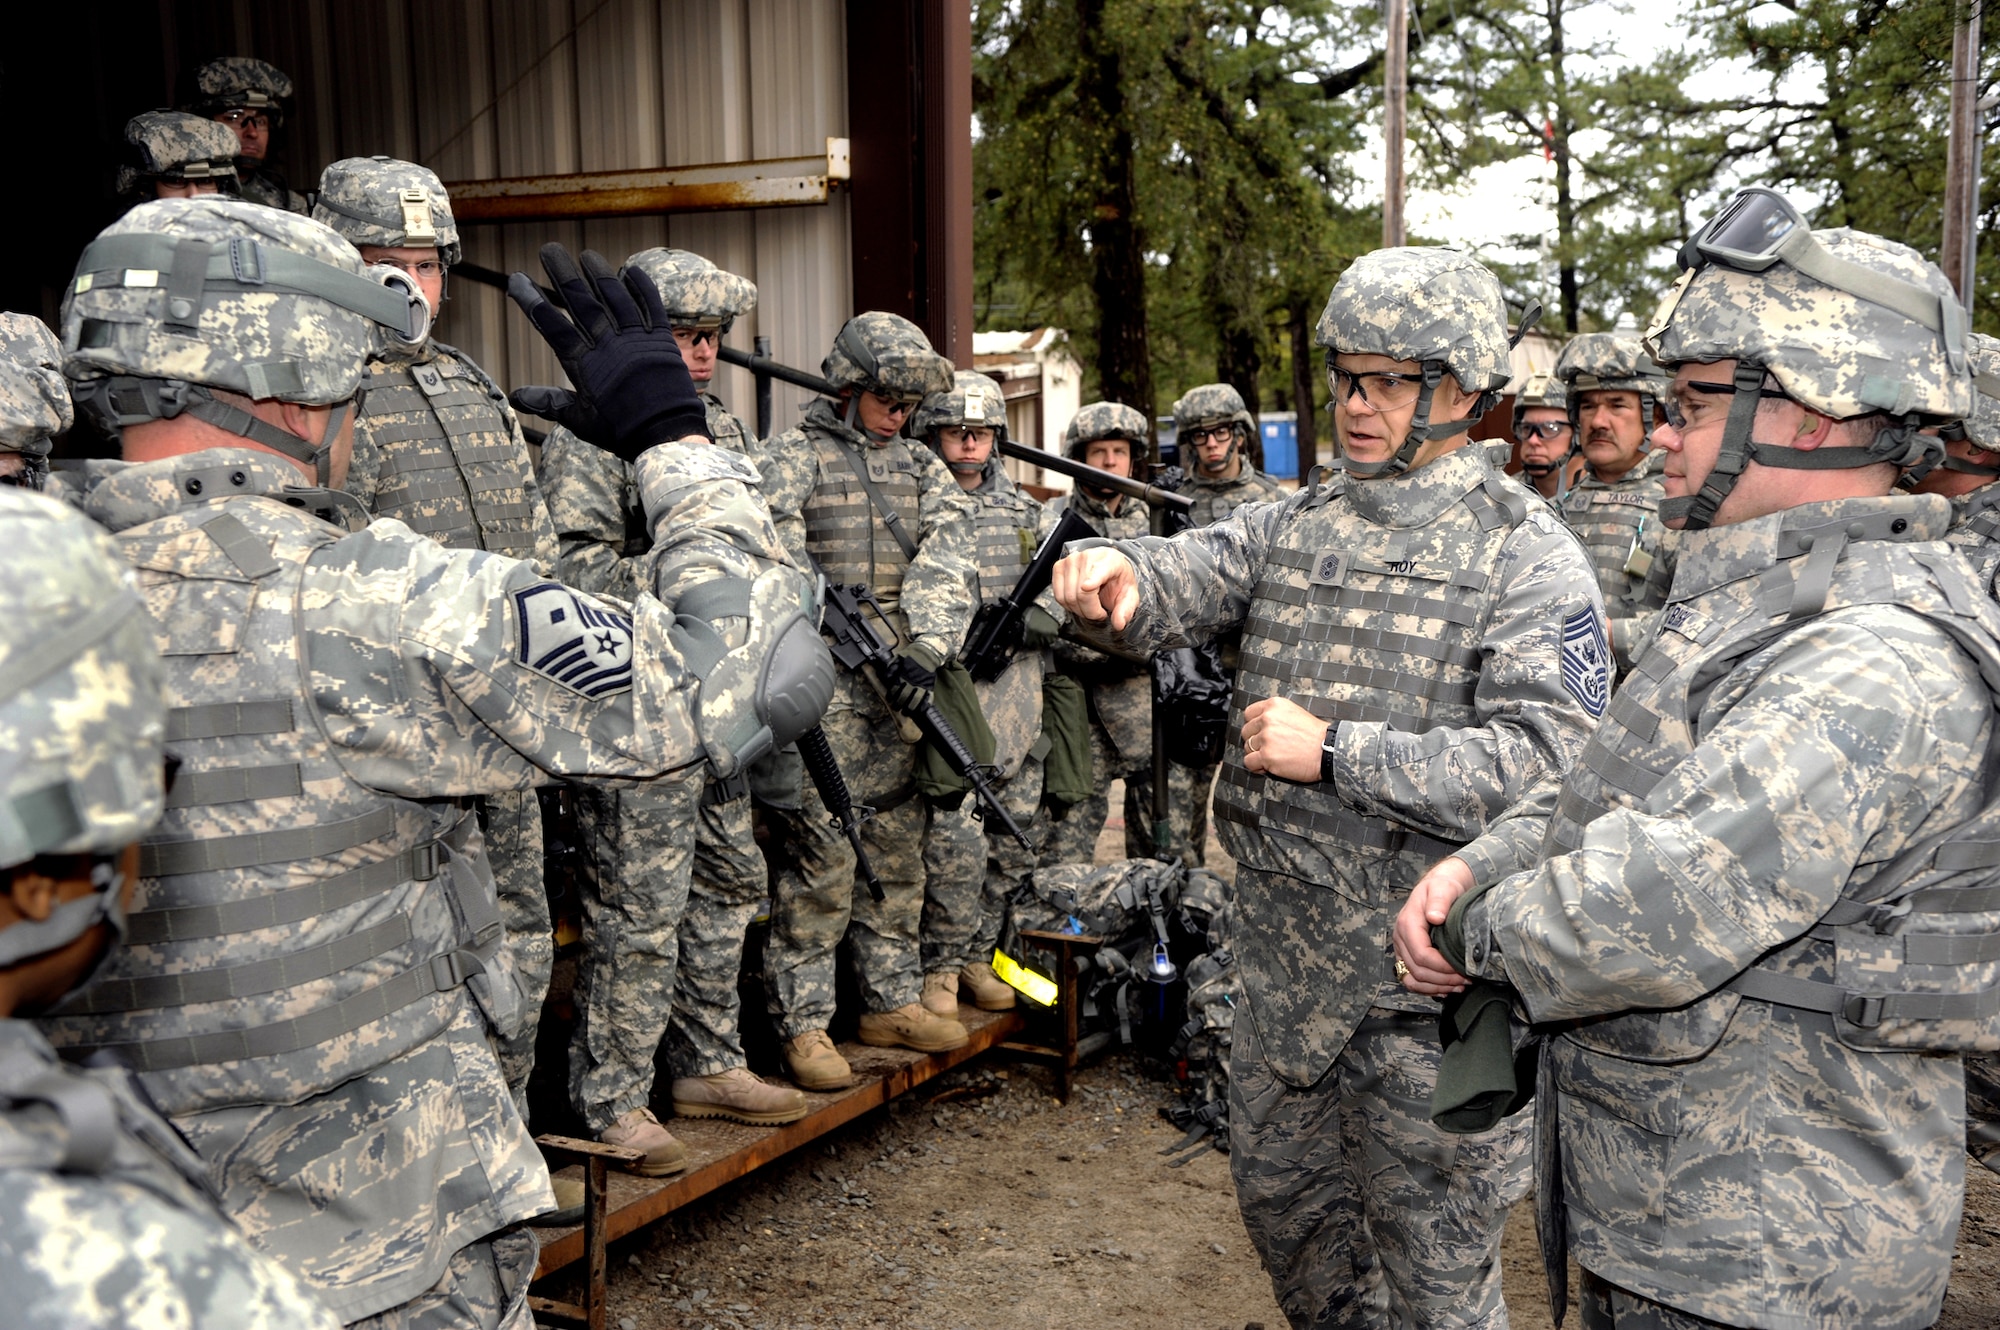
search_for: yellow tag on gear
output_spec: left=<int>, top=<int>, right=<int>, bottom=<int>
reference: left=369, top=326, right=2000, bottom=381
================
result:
left=991, top=947, right=1057, bottom=1007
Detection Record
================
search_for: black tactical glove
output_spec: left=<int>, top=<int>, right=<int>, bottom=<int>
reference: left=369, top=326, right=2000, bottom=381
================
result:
left=507, top=244, right=711, bottom=461
left=1022, top=605, right=1060, bottom=650
left=883, top=641, right=941, bottom=713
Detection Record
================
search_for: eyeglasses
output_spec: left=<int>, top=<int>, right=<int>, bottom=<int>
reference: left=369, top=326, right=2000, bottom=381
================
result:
left=370, top=256, right=445, bottom=279
left=673, top=327, right=722, bottom=348
left=216, top=109, right=271, bottom=132
left=938, top=426, right=996, bottom=446
left=1660, top=378, right=1791, bottom=430
left=1328, top=365, right=1424, bottom=412
left=1663, top=186, right=1962, bottom=353
left=1185, top=425, right=1236, bottom=446
left=867, top=390, right=923, bottom=414
left=1513, top=421, right=1572, bottom=443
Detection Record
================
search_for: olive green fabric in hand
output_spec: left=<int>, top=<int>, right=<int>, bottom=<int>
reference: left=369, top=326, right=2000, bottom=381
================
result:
left=1431, top=981, right=1535, bottom=1133
left=1040, top=673, right=1092, bottom=810
left=916, top=660, right=996, bottom=805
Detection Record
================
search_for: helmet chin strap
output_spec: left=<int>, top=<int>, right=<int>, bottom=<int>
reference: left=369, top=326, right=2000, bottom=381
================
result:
left=1660, top=361, right=1939, bottom=530
left=842, top=393, right=898, bottom=444
left=182, top=387, right=352, bottom=485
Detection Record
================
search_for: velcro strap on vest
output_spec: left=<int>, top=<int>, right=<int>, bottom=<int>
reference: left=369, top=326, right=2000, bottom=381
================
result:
left=162, top=762, right=302, bottom=810
left=166, top=698, right=296, bottom=741
left=0, top=1062, right=119, bottom=1175
left=61, top=913, right=415, bottom=1013
left=93, top=948, right=483, bottom=1073
left=141, top=804, right=399, bottom=878
left=196, top=512, right=281, bottom=578
left=1213, top=775, right=1461, bottom=861
left=125, top=840, right=443, bottom=945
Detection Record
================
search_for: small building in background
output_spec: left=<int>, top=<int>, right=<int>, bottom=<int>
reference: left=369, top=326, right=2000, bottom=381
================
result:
left=973, top=328, right=1082, bottom=495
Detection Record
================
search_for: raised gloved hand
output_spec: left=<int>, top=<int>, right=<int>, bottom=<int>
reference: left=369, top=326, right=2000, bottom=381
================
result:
left=506, top=244, right=710, bottom=461
left=1021, top=605, right=1060, bottom=650
left=882, top=641, right=942, bottom=713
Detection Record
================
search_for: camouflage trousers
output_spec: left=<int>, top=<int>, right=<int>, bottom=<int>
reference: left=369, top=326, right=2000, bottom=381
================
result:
left=765, top=690, right=926, bottom=1033
left=921, top=754, right=1048, bottom=974
left=567, top=769, right=701, bottom=1131
left=483, top=790, right=549, bottom=1121
left=1578, top=1270, right=1733, bottom=1330
left=1038, top=710, right=1199, bottom=868
left=1967, top=1052, right=2000, bottom=1175
left=1229, top=1005, right=1533, bottom=1330
left=346, top=1226, right=539, bottom=1330
left=661, top=786, right=770, bottom=1079
left=1176, top=760, right=1219, bottom=867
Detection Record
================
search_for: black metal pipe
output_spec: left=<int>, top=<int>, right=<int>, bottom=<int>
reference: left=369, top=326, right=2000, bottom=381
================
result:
left=997, top=439, right=1192, bottom=512
left=753, top=334, right=774, bottom=439
left=715, top=344, right=841, bottom=397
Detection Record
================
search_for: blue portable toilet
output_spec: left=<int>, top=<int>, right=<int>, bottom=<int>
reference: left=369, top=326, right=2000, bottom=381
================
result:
left=1260, top=414, right=1298, bottom=478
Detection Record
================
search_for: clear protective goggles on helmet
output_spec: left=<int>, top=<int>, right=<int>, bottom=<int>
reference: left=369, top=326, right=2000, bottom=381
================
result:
left=1662, top=187, right=1967, bottom=369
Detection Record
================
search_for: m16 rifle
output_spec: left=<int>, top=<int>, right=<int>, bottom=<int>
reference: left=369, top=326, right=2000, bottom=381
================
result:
left=960, top=506, right=1099, bottom=683
left=796, top=723, right=882, bottom=901
left=816, top=577, right=1033, bottom=849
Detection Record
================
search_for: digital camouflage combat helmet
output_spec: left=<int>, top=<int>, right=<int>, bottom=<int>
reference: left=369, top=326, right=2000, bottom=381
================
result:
left=190, top=56, right=292, bottom=125
left=1172, top=382, right=1255, bottom=468
left=1316, top=247, right=1534, bottom=479
left=0, top=490, right=165, bottom=976
left=1556, top=331, right=1672, bottom=438
left=62, top=197, right=420, bottom=485
left=914, top=369, right=1008, bottom=478
left=313, top=156, right=461, bottom=265
left=0, top=315, right=72, bottom=492
left=1646, top=187, right=1970, bottom=529
left=1063, top=401, right=1149, bottom=460
left=623, top=248, right=757, bottom=330
left=1509, top=371, right=1574, bottom=484
left=821, top=311, right=954, bottom=436
left=118, top=111, right=241, bottom=198
left=1937, top=332, right=2000, bottom=480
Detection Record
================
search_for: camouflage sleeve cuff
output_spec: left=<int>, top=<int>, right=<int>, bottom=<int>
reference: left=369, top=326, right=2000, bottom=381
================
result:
left=1452, top=831, right=1535, bottom=890
left=1434, top=876, right=1503, bottom=977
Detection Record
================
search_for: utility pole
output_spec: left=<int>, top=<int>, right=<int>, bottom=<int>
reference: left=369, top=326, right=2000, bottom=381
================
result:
left=1943, top=1, right=1984, bottom=303
left=1384, top=0, right=1407, bottom=248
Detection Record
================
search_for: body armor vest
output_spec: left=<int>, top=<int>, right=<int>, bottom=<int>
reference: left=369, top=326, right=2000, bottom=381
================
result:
left=356, top=344, right=546, bottom=560
left=969, top=475, right=1047, bottom=777
left=802, top=429, right=922, bottom=627
left=1187, top=465, right=1288, bottom=530
left=40, top=490, right=509, bottom=1118
left=1214, top=455, right=1531, bottom=886
left=1562, top=452, right=1668, bottom=607
left=1545, top=503, right=2000, bottom=1054
left=1949, top=488, right=2000, bottom=589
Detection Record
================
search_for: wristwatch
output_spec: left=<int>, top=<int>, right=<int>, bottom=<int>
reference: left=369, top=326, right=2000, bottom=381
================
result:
left=1319, top=722, right=1339, bottom=785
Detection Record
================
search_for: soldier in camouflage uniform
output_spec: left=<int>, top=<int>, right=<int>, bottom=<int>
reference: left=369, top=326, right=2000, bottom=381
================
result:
left=312, top=156, right=563, bottom=1125
left=1395, top=202, right=1995, bottom=1330
left=1171, top=383, right=1289, bottom=867
left=1556, top=333, right=1678, bottom=674
left=1054, top=247, right=1606, bottom=1329
left=537, top=247, right=808, bottom=1137
left=757, top=311, right=976, bottom=1088
left=41, top=197, right=831, bottom=1324
left=912, top=371, right=1057, bottom=1014
left=118, top=110, right=241, bottom=201
left=1510, top=371, right=1582, bottom=502
left=0, top=490, right=343, bottom=1330
left=0, top=313, right=68, bottom=493
left=190, top=58, right=308, bottom=214
left=1040, top=402, right=1191, bottom=870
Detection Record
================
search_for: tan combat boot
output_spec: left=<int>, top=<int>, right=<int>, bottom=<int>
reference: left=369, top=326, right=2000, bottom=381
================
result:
left=857, top=1001, right=969, bottom=1052
left=598, top=1107, right=688, bottom=1177
left=958, top=960, right=1017, bottom=1011
left=783, top=1030, right=854, bottom=1091
left=672, top=1067, right=810, bottom=1125
left=921, top=971, right=960, bottom=1017
left=527, top=1175, right=588, bottom=1227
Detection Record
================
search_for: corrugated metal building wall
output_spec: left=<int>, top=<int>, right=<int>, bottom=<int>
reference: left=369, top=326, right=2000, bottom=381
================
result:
left=58, top=0, right=859, bottom=427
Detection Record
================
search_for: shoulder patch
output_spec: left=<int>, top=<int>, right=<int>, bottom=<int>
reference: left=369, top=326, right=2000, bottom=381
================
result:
left=1560, top=606, right=1610, bottom=717
left=514, top=582, right=634, bottom=697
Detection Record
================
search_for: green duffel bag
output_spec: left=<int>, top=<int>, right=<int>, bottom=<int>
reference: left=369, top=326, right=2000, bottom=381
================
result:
left=915, top=660, right=998, bottom=808
left=1040, top=672, right=1092, bottom=812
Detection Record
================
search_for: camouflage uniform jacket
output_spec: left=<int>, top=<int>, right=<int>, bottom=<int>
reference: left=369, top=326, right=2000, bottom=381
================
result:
left=1946, top=483, right=2000, bottom=590
left=1, top=1019, right=342, bottom=1330
left=38, top=446, right=730, bottom=1320
left=1452, top=494, right=1997, bottom=1329
left=1046, top=484, right=1152, bottom=677
left=1072, top=445, right=1604, bottom=1084
left=236, top=168, right=309, bottom=215
left=1561, top=449, right=1678, bottom=673
left=963, top=464, right=1059, bottom=779
left=758, top=398, right=977, bottom=661
left=540, top=393, right=755, bottom=601
left=1185, top=460, right=1288, bottom=529
left=345, top=339, right=559, bottom=570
